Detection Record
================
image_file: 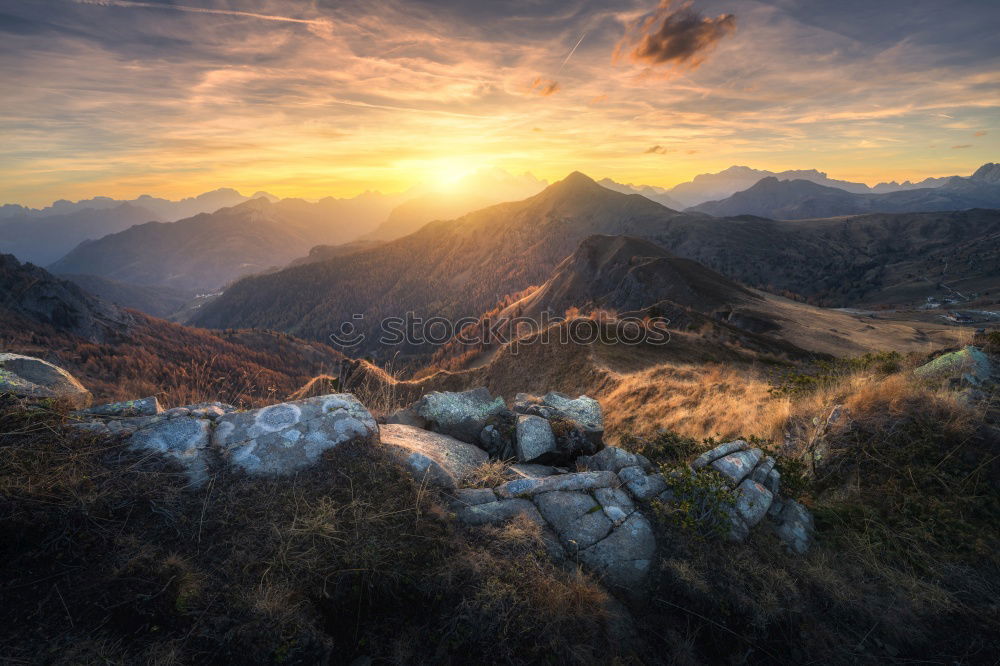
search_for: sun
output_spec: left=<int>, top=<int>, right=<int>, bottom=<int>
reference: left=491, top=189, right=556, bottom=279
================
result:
left=432, top=160, right=476, bottom=191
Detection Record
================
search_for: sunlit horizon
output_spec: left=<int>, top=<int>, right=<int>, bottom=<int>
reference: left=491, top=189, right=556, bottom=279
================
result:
left=1, top=0, right=997, bottom=207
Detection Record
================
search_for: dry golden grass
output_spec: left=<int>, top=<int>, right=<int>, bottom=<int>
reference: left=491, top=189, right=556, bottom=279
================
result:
left=462, top=459, right=514, bottom=488
left=601, top=362, right=791, bottom=442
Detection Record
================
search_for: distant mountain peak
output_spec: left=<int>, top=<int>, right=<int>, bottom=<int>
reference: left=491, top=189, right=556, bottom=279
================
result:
left=971, top=163, right=1000, bottom=184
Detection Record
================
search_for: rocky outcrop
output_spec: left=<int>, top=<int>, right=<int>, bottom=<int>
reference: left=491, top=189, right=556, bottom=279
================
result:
left=396, top=387, right=607, bottom=467
left=687, top=439, right=812, bottom=551
left=914, top=346, right=993, bottom=388
left=213, top=395, right=378, bottom=476
left=23, top=359, right=809, bottom=596
left=514, top=392, right=605, bottom=463
left=71, top=394, right=378, bottom=485
left=0, top=353, right=93, bottom=408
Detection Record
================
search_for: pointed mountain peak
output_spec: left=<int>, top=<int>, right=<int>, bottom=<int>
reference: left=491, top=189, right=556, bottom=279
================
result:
left=538, top=171, right=605, bottom=198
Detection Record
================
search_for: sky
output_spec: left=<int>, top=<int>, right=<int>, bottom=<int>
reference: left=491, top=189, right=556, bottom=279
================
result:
left=0, top=0, right=998, bottom=206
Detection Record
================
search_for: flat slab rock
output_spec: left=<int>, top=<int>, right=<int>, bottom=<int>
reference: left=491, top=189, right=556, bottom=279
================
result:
left=212, top=394, right=378, bottom=476
left=0, top=353, right=92, bottom=408
left=79, top=396, right=162, bottom=418
left=380, top=423, right=489, bottom=489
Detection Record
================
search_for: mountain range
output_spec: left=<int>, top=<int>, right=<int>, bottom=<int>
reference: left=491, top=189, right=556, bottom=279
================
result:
left=47, top=195, right=422, bottom=293
left=192, top=173, right=1000, bottom=356
left=690, top=163, right=1000, bottom=219
left=0, top=187, right=405, bottom=267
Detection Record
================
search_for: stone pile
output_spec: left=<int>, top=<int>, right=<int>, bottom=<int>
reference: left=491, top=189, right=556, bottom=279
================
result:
left=2, top=355, right=817, bottom=593
left=387, top=388, right=605, bottom=466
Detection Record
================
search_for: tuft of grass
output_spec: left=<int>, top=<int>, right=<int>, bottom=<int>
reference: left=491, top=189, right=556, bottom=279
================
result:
left=462, top=459, right=513, bottom=489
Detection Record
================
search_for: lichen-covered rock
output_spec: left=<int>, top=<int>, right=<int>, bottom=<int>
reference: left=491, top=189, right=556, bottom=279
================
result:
left=494, top=470, right=618, bottom=499
left=410, top=387, right=507, bottom=443
left=914, top=345, right=993, bottom=387
left=0, top=353, right=92, bottom=408
left=711, top=448, right=763, bottom=486
left=129, top=417, right=212, bottom=485
left=691, top=439, right=748, bottom=470
left=515, top=414, right=557, bottom=463
left=380, top=423, right=489, bottom=489
left=80, top=396, right=161, bottom=418
left=212, top=394, right=378, bottom=476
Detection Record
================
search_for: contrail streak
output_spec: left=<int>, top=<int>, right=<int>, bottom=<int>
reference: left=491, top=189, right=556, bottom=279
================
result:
left=71, top=0, right=332, bottom=31
left=557, top=32, right=587, bottom=73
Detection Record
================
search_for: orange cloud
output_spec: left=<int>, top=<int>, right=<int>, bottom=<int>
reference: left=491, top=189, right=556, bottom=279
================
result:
left=974, top=130, right=988, bottom=136
left=531, top=77, right=560, bottom=97
left=645, top=145, right=672, bottom=154
left=616, top=0, right=736, bottom=70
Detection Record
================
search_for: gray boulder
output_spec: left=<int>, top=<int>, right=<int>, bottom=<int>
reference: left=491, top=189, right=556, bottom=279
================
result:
left=734, top=478, right=773, bottom=527
left=0, top=353, right=92, bottom=408
left=577, top=512, right=656, bottom=590
left=212, top=394, right=378, bottom=476
left=914, top=345, right=993, bottom=387
left=711, top=448, right=763, bottom=486
left=410, top=387, right=507, bottom=443
left=534, top=490, right=613, bottom=551
left=129, top=417, right=212, bottom=485
left=380, top=423, right=489, bottom=489
left=515, top=414, right=557, bottom=463
left=80, top=396, right=161, bottom=418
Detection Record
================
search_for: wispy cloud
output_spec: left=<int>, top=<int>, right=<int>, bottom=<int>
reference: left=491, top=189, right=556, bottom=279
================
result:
left=71, top=0, right=334, bottom=37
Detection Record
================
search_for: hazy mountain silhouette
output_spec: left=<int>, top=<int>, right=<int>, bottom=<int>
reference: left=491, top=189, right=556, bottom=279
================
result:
left=0, top=204, right=157, bottom=265
left=664, top=165, right=965, bottom=207
left=597, top=179, right=683, bottom=210
left=689, top=165, right=1000, bottom=219
left=48, top=196, right=396, bottom=292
